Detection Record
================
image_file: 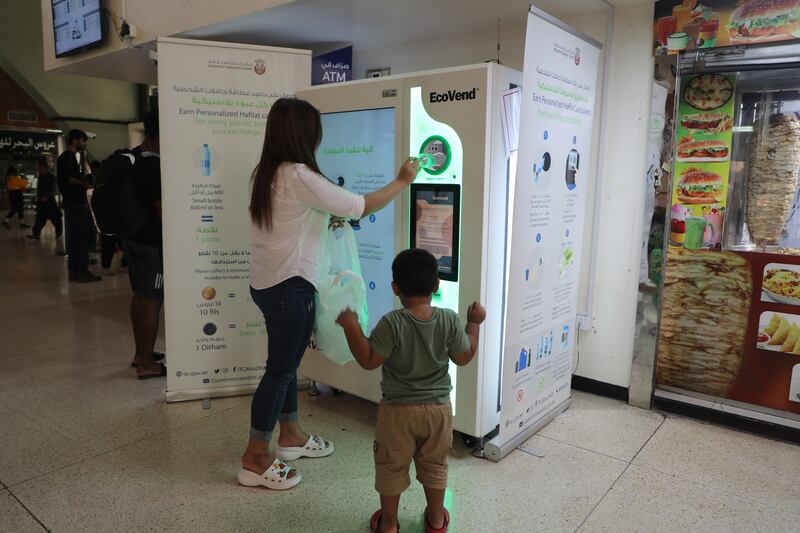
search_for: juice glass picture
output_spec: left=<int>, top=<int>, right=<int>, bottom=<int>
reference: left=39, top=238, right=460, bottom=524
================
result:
left=682, top=20, right=702, bottom=47
left=685, top=216, right=713, bottom=250
left=703, top=212, right=723, bottom=247
left=699, top=20, right=719, bottom=48
left=657, top=16, right=678, bottom=46
left=672, top=5, right=693, bottom=29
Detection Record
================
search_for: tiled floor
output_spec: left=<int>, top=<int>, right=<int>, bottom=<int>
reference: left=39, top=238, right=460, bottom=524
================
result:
left=2, top=224, right=800, bottom=532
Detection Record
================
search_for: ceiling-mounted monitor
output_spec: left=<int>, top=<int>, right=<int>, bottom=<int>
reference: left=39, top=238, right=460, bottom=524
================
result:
left=52, top=0, right=105, bottom=58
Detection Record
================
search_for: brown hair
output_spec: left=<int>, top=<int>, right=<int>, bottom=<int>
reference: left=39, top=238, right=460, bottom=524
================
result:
left=249, top=98, right=324, bottom=230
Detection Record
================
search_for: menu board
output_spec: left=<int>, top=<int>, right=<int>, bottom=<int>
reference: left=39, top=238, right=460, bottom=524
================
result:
left=653, top=0, right=800, bottom=56
left=658, top=249, right=800, bottom=415
left=669, top=73, right=735, bottom=251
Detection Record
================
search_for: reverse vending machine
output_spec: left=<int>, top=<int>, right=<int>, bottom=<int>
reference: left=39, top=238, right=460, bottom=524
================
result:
left=298, top=63, right=521, bottom=441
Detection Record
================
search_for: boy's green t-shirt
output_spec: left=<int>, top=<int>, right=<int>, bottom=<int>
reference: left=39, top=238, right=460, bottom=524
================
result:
left=368, top=307, right=471, bottom=404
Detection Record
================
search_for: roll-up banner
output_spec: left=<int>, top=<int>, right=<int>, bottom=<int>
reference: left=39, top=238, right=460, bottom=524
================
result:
left=486, top=8, right=601, bottom=461
left=158, top=38, right=311, bottom=402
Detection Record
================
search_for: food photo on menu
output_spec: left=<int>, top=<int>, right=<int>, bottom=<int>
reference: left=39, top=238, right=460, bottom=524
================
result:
left=676, top=167, right=725, bottom=203
left=680, top=111, right=733, bottom=134
left=676, top=137, right=729, bottom=162
left=684, top=73, right=733, bottom=111
left=654, top=0, right=800, bottom=55
left=761, top=263, right=800, bottom=305
left=757, top=311, right=800, bottom=354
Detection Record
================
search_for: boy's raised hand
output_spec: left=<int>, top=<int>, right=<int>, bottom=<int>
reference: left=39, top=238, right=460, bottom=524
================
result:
left=336, top=308, right=359, bottom=327
left=467, top=301, right=486, bottom=325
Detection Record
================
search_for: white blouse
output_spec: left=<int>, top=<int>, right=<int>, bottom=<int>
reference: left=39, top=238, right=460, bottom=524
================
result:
left=250, top=162, right=365, bottom=290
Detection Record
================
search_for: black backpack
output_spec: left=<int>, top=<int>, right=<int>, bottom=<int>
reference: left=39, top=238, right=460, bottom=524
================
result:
left=89, top=149, right=149, bottom=237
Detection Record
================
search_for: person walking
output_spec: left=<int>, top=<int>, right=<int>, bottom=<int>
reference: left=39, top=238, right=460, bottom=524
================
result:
left=237, top=98, right=420, bottom=490
left=27, top=158, right=64, bottom=254
left=3, top=166, right=29, bottom=229
left=57, top=129, right=100, bottom=283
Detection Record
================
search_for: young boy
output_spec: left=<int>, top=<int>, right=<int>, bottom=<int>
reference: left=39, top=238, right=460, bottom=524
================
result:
left=337, top=248, right=485, bottom=533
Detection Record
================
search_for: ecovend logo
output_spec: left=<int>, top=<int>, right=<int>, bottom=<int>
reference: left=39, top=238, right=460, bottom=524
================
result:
left=429, top=88, right=478, bottom=104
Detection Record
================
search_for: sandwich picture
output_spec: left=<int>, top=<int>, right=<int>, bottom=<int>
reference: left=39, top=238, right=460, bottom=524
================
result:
left=677, top=168, right=724, bottom=204
left=681, top=112, right=733, bottom=134
left=677, top=138, right=729, bottom=162
left=728, top=0, right=800, bottom=44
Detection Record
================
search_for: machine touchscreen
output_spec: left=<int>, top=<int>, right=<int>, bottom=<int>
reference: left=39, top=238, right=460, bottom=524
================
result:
left=410, top=184, right=460, bottom=282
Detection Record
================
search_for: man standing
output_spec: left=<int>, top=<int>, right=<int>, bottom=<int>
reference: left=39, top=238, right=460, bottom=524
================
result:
left=125, top=112, right=165, bottom=379
left=27, top=157, right=65, bottom=254
left=57, top=129, right=100, bottom=282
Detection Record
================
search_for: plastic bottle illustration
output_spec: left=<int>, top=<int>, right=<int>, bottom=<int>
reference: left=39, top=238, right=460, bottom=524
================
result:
left=202, top=144, right=211, bottom=176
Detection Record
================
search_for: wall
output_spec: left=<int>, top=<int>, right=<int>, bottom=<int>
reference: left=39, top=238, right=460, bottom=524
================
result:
left=3, top=2, right=139, bottom=160
left=40, top=0, right=294, bottom=73
left=0, top=67, right=56, bottom=129
left=572, top=2, right=654, bottom=389
left=353, top=24, right=527, bottom=78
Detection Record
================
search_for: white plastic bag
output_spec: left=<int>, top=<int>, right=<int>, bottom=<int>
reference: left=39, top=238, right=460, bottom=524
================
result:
left=313, top=223, right=369, bottom=365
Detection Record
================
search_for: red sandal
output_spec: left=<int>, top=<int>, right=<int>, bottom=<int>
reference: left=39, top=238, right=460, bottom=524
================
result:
left=424, top=507, right=450, bottom=533
left=370, top=510, right=400, bottom=533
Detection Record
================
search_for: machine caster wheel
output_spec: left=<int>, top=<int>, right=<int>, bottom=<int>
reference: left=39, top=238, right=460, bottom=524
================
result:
left=331, top=387, right=344, bottom=397
left=308, top=381, right=321, bottom=397
left=462, top=434, right=477, bottom=449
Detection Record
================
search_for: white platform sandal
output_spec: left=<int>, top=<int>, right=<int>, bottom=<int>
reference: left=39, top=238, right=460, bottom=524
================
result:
left=237, top=459, right=301, bottom=490
left=277, top=434, right=334, bottom=461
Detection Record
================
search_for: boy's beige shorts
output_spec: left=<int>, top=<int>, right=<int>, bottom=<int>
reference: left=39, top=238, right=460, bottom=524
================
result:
left=373, top=401, right=453, bottom=496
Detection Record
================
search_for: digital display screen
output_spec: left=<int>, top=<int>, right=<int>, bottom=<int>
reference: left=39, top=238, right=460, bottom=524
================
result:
left=52, top=0, right=104, bottom=58
left=317, top=108, right=396, bottom=333
left=410, top=184, right=460, bottom=282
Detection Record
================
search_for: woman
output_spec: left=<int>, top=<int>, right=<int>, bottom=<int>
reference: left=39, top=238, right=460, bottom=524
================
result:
left=239, top=98, right=420, bottom=490
left=3, top=166, right=29, bottom=229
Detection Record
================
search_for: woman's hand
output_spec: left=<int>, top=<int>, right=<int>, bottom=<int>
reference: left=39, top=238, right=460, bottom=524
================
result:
left=396, top=157, right=421, bottom=185
left=362, top=157, right=421, bottom=216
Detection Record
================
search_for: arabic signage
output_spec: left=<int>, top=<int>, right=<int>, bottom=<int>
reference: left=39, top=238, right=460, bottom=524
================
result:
left=654, top=0, right=800, bottom=55
left=158, top=37, right=311, bottom=401
left=499, top=9, right=600, bottom=446
left=0, top=131, right=58, bottom=157
left=312, top=46, right=352, bottom=85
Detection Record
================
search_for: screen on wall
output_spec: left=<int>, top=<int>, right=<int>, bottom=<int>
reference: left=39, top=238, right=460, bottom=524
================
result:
left=52, top=0, right=104, bottom=58
left=317, top=108, right=397, bottom=333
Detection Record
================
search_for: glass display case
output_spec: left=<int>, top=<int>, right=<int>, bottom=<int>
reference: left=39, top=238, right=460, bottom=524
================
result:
left=725, top=71, right=800, bottom=253
left=654, top=42, right=800, bottom=428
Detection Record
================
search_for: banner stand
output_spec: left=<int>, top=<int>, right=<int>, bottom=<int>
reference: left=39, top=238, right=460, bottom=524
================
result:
left=484, top=398, right=570, bottom=462
left=166, top=384, right=258, bottom=403
left=158, top=38, right=311, bottom=403
left=494, top=7, right=602, bottom=459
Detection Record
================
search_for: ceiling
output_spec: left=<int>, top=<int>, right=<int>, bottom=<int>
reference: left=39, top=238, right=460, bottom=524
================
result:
left=58, top=0, right=654, bottom=83
left=179, top=0, right=638, bottom=52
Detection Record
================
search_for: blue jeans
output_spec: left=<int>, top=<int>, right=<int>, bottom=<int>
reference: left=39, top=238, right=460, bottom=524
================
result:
left=64, top=204, right=90, bottom=274
left=249, top=277, right=316, bottom=441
